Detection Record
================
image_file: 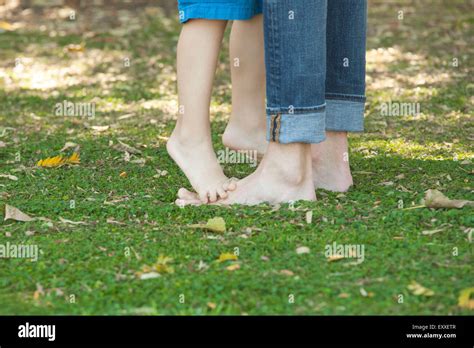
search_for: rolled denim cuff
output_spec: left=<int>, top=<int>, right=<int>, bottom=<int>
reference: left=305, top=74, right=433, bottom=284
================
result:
left=325, top=98, right=365, bottom=132
left=266, top=109, right=326, bottom=144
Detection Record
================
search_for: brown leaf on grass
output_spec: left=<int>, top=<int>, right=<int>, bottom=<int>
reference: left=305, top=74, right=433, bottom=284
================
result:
left=458, top=288, right=474, bottom=310
left=60, top=141, right=79, bottom=152
left=408, top=281, right=434, bottom=297
left=112, top=140, right=142, bottom=155
left=33, top=283, right=44, bottom=301
left=0, top=174, right=18, bottom=181
left=37, top=153, right=80, bottom=168
left=207, top=302, right=217, bottom=309
left=91, top=125, right=109, bottom=132
left=279, top=269, right=294, bottom=276
left=59, top=217, right=87, bottom=225
left=421, top=228, right=445, bottom=236
left=190, top=217, right=226, bottom=233
left=424, top=189, right=473, bottom=209
left=226, top=263, right=240, bottom=271
left=4, top=204, right=34, bottom=222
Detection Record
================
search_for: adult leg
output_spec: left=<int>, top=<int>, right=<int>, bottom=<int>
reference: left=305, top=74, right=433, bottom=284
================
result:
left=167, top=19, right=235, bottom=203
left=223, top=14, right=268, bottom=157
left=178, top=0, right=327, bottom=206
left=312, top=0, right=368, bottom=192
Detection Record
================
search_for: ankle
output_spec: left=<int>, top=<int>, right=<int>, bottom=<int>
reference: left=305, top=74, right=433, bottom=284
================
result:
left=262, top=142, right=312, bottom=186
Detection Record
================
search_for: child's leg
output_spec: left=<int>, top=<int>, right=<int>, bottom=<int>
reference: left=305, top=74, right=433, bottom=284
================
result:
left=167, top=19, right=235, bottom=203
left=222, top=14, right=267, bottom=157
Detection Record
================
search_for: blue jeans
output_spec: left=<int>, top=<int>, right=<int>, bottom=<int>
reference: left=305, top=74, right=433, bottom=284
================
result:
left=264, top=0, right=367, bottom=143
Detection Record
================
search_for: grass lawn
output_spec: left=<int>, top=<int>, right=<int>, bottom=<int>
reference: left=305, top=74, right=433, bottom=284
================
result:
left=0, top=0, right=472, bottom=315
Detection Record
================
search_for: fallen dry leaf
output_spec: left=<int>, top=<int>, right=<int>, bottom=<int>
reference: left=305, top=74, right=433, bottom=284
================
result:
left=137, top=255, right=174, bottom=278
left=65, top=43, right=85, bottom=53
left=119, top=171, right=127, bottom=178
left=190, top=217, right=226, bottom=233
left=91, top=125, right=109, bottom=132
left=59, top=217, right=87, bottom=225
left=0, top=21, right=15, bottom=31
left=207, top=302, right=217, bottom=309
left=226, top=263, right=240, bottom=271
left=0, top=174, right=18, bottom=181
left=296, top=246, right=310, bottom=255
left=4, top=204, right=34, bottom=222
left=60, top=141, right=79, bottom=152
left=0, top=141, right=6, bottom=148
left=217, top=253, right=238, bottom=262
left=37, top=153, right=80, bottom=168
left=421, top=228, right=445, bottom=236
left=139, top=272, right=161, bottom=280
left=424, top=189, right=473, bottom=209
left=113, top=140, right=142, bottom=155
left=327, top=255, right=345, bottom=262
left=458, top=287, right=474, bottom=310
left=279, top=269, right=294, bottom=276
left=408, top=281, right=434, bottom=297
left=305, top=211, right=313, bottom=224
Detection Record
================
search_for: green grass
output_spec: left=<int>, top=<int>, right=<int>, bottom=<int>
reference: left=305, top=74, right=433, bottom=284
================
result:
left=0, top=0, right=473, bottom=315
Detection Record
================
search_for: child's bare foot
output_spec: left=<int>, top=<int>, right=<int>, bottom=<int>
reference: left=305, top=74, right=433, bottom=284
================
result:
left=167, top=131, right=235, bottom=203
left=175, top=142, right=316, bottom=206
left=311, top=131, right=353, bottom=192
left=222, top=120, right=267, bottom=159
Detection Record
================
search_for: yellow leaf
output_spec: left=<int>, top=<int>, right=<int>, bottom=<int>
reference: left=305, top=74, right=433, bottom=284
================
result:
left=119, top=171, right=127, bottom=178
left=205, top=217, right=226, bottom=233
left=189, top=217, right=226, bottom=233
left=217, top=253, right=238, bottom=262
left=327, top=255, right=345, bottom=262
left=137, top=255, right=174, bottom=277
left=37, top=153, right=80, bottom=168
left=67, top=152, right=80, bottom=164
left=458, top=287, right=474, bottom=310
left=0, top=21, right=14, bottom=31
left=408, top=281, right=434, bottom=297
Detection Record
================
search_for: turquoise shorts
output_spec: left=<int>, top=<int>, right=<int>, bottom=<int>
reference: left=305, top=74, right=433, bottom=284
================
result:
left=177, top=0, right=263, bottom=23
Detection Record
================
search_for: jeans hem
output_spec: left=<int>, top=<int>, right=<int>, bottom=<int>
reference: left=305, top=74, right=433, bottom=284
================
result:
left=266, top=111, right=326, bottom=144
left=266, top=104, right=326, bottom=115
left=326, top=93, right=366, bottom=103
left=325, top=99, right=365, bottom=132
left=178, top=4, right=262, bottom=23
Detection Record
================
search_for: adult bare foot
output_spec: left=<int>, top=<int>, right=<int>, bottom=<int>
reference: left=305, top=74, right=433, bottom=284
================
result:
left=167, top=132, right=235, bottom=203
left=175, top=142, right=316, bottom=206
left=311, top=131, right=353, bottom=192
